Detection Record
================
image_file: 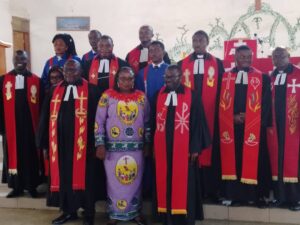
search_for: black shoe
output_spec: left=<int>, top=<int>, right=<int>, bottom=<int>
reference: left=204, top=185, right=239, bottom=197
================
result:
left=83, top=217, right=94, bottom=225
left=269, top=200, right=282, bottom=208
left=52, top=213, right=78, bottom=225
left=230, top=200, right=243, bottom=207
left=6, top=189, right=24, bottom=198
left=289, top=202, right=300, bottom=211
left=29, top=189, right=38, bottom=198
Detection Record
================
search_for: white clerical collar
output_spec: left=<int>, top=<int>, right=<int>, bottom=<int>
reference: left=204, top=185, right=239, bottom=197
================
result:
left=57, top=56, right=62, bottom=61
left=164, top=91, right=178, bottom=106
left=152, top=61, right=164, bottom=68
left=64, top=85, right=78, bottom=101
left=99, top=59, right=110, bottom=73
left=193, top=57, right=204, bottom=74
left=15, top=74, right=24, bottom=89
left=92, top=50, right=97, bottom=54
left=139, top=47, right=149, bottom=63
left=274, top=70, right=287, bottom=86
left=235, top=71, right=248, bottom=84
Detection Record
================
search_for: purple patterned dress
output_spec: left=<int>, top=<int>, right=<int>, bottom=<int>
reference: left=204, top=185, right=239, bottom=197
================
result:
left=95, top=88, right=150, bottom=221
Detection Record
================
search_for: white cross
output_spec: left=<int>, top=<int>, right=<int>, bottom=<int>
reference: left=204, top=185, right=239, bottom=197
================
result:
left=287, top=79, right=300, bottom=94
left=223, top=73, right=236, bottom=89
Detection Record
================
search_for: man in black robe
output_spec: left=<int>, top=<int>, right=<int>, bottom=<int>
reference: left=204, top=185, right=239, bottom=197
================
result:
left=37, top=60, right=101, bottom=225
left=269, top=47, right=300, bottom=211
left=83, top=35, right=128, bottom=96
left=126, top=25, right=171, bottom=75
left=153, top=65, right=210, bottom=225
left=219, top=45, right=271, bottom=207
left=82, top=35, right=128, bottom=202
left=0, top=50, right=43, bottom=198
left=177, top=30, right=224, bottom=201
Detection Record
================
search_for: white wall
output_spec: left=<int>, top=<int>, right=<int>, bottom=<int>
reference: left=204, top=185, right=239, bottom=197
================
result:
left=2, top=0, right=300, bottom=75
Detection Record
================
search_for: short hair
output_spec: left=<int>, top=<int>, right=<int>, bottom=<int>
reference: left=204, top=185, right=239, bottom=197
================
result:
left=89, top=30, right=102, bottom=37
left=113, top=66, right=135, bottom=91
left=48, top=65, right=63, bottom=83
left=193, top=30, right=209, bottom=43
left=99, top=35, right=113, bottom=44
left=236, top=45, right=251, bottom=53
left=52, top=33, right=78, bottom=56
left=15, top=50, right=27, bottom=56
left=149, top=41, right=165, bottom=51
left=166, top=64, right=182, bottom=76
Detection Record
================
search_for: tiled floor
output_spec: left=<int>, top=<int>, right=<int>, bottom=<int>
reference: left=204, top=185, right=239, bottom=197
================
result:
left=0, top=208, right=291, bottom=225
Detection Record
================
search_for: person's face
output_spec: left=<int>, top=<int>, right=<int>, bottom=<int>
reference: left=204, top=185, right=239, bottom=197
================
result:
left=89, top=31, right=101, bottom=51
left=139, top=26, right=153, bottom=44
left=118, top=70, right=135, bottom=93
left=149, top=44, right=164, bottom=64
left=272, top=49, right=290, bottom=70
left=235, top=49, right=252, bottom=69
left=192, top=34, right=208, bottom=54
left=97, top=39, right=113, bottom=58
left=53, top=38, right=68, bottom=56
left=13, top=52, right=28, bottom=73
left=50, top=71, right=63, bottom=86
left=164, top=69, right=182, bottom=91
left=63, top=61, right=81, bottom=84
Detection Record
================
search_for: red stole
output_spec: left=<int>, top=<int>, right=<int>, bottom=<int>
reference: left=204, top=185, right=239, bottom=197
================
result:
left=181, top=53, right=218, bottom=166
left=268, top=66, right=300, bottom=183
left=154, top=86, right=191, bottom=215
left=49, top=80, right=88, bottom=192
left=88, top=56, right=119, bottom=87
left=219, top=68, right=262, bottom=184
left=128, top=46, right=142, bottom=74
left=3, top=73, right=40, bottom=174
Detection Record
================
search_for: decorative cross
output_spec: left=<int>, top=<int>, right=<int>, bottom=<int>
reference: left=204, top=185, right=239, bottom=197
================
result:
left=51, top=94, right=61, bottom=119
left=77, top=91, right=88, bottom=116
left=183, top=69, right=191, bottom=88
left=223, top=73, right=236, bottom=89
left=287, top=79, right=300, bottom=94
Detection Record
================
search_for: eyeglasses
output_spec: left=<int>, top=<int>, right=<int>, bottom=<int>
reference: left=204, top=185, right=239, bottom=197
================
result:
left=118, top=77, right=134, bottom=82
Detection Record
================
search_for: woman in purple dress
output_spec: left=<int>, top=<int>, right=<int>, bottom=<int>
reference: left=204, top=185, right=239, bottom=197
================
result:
left=95, top=67, right=150, bottom=225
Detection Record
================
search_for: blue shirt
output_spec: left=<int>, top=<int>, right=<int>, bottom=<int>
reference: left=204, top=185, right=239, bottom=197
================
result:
left=41, top=53, right=81, bottom=88
left=135, top=62, right=168, bottom=108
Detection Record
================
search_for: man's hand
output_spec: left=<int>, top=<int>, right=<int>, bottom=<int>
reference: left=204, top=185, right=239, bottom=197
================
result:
left=96, top=145, right=106, bottom=160
left=189, top=152, right=199, bottom=162
left=234, top=112, right=245, bottom=124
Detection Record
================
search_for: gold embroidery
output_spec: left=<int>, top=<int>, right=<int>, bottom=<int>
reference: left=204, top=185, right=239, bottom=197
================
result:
left=5, top=81, right=12, bottom=100
left=183, top=69, right=191, bottom=88
left=287, top=95, right=299, bottom=134
left=30, top=85, right=37, bottom=104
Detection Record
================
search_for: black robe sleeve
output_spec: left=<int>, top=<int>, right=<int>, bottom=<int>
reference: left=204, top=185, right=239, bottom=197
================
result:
left=189, top=91, right=211, bottom=153
left=261, top=74, right=272, bottom=128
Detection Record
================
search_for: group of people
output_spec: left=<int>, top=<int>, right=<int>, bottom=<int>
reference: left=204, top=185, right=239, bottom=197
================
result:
left=0, top=24, right=300, bottom=225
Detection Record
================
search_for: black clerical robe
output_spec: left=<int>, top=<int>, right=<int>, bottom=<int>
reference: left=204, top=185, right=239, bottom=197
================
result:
left=271, top=64, right=300, bottom=203
left=37, top=79, right=101, bottom=215
left=0, top=70, right=44, bottom=191
left=178, top=52, right=224, bottom=199
left=220, top=67, right=272, bottom=202
left=153, top=84, right=210, bottom=225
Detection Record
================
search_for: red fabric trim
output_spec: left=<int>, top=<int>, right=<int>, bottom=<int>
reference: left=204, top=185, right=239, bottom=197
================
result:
left=104, top=88, right=144, bottom=102
left=268, top=67, right=300, bottom=182
left=88, top=56, right=119, bottom=88
left=127, top=46, right=142, bottom=74
left=3, top=74, right=41, bottom=174
left=154, top=86, right=191, bottom=214
left=181, top=54, right=219, bottom=166
left=219, top=69, right=262, bottom=184
left=49, top=80, right=88, bottom=192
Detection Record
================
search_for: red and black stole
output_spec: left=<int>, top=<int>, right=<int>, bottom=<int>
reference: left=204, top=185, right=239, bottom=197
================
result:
left=219, top=68, right=262, bottom=184
left=49, top=80, right=88, bottom=192
left=154, top=86, right=191, bottom=215
left=268, top=66, right=300, bottom=183
left=181, top=53, right=218, bottom=166
left=88, top=55, right=119, bottom=88
left=3, top=73, right=40, bottom=175
left=127, top=46, right=142, bottom=74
